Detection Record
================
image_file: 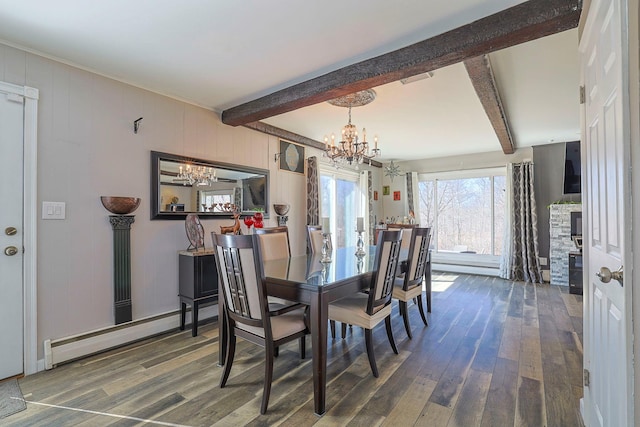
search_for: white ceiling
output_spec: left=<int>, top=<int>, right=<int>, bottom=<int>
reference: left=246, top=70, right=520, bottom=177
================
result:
left=0, top=0, right=581, bottom=161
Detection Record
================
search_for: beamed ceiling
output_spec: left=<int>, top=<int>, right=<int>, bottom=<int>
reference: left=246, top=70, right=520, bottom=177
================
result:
left=0, top=0, right=582, bottom=162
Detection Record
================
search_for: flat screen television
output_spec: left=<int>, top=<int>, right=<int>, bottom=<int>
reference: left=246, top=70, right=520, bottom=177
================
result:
left=563, top=141, right=582, bottom=194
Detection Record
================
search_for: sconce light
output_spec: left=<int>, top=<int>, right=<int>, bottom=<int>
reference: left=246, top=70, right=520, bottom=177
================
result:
left=274, top=152, right=282, bottom=163
left=133, top=117, right=143, bottom=134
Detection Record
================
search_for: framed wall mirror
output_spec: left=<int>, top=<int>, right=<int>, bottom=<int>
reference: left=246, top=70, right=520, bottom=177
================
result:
left=151, top=151, right=270, bottom=220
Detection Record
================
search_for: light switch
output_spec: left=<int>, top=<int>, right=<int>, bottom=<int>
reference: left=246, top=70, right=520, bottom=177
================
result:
left=42, top=201, right=66, bottom=220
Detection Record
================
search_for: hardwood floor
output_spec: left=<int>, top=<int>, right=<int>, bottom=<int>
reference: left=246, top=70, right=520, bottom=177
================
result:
left=6, top=273, right=584, bottom=426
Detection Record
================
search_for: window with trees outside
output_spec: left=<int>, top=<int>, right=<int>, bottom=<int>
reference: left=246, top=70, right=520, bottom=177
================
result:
left=418, top=168, right=506, bottom=260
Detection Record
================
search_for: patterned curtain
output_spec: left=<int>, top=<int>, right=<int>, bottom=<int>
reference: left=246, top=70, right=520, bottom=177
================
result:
left=501, top=162, right=543, bottom=283
left=233, top=187, right=242, bottom=208
left=406, top=172, right=414, bottom=214
left=306, top=156, right=320, bottom=225
left=367, top=171, right=374, bottom=245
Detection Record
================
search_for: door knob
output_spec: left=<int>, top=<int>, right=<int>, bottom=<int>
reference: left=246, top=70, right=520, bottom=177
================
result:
left=5, top=227, right=17, bottom=236
left=596, top=266, right=624, bottom=285
left=4, top=246, right=18, bottom=256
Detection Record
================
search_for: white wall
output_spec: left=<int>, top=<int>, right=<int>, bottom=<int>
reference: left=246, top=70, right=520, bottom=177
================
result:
left=0, top=43, right=323, bottom=358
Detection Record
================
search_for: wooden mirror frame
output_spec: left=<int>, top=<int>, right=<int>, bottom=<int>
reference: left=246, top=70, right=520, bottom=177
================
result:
left=151, top=151, right=270, bottom=220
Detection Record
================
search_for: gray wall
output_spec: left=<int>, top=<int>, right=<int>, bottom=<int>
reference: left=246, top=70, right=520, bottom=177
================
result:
left=533, top=142, right=581, bottom=272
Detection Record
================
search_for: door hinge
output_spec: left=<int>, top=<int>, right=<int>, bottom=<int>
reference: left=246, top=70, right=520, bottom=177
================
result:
left=580, top=86, right=586, bottom=104
left=584, top=368, right=590, bottom=386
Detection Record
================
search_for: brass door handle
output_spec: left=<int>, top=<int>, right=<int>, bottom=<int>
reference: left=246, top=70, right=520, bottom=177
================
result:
left=4, top=246, right=18, bottom=256
left=596, top=266, right=624, bottom=285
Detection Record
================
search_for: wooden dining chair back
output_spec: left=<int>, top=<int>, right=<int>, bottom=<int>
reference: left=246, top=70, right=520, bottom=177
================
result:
left=254, top=226, right=291, bottom=261
left=306, top=225, right=332, bottom=254
left=387, top=223, right=416, bottom=251
left=253, top=226, right=301, bottom=311
left=212, top=232, right=308, bottom=414
left=328, top=229, right=402, bottom=377
left=393, top=227, right=432, bottom=339
left=368, top=229, right=403, bottom=315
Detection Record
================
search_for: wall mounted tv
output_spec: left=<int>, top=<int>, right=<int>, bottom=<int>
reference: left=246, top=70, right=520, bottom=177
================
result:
left=563, top=141, right=582, bottom=194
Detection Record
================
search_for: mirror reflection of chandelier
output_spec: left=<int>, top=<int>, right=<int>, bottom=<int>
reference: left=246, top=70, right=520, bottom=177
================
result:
left=324, top=89, right=380, bottom=167
left=175, top=164, right=218, bottom=186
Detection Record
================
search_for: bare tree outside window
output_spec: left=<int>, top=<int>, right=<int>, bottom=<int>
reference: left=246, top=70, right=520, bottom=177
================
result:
left=418, top=173, right=505, bottom=256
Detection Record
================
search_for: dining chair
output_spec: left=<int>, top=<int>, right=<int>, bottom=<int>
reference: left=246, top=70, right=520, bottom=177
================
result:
left=212, top=232, right=309, bottom=415
left=327, top=229, right=403, bottom=377
left=306, top=224, right=332, bottom=254
left=254, top=226, right=300, bottom=310
left=307, top=224, right=347, bottom=338
left=254, top=226, right=291, bottom=260
left=386, top=223, right=416, bottom=251
left=392, top=227, right=431, bottom=339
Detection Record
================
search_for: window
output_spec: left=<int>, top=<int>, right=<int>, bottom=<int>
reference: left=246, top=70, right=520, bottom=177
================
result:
left=319, top=168, right=365, bottom=248
left=418, top=168, right=505, bottom=257
left=200, top=190, right=233, bottom=210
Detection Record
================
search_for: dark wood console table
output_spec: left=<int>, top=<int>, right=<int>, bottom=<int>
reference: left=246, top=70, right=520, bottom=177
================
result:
left=178, top=249, right=218, bottom=336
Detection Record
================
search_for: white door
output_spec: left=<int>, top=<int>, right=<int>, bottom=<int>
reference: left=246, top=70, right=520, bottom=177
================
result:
left=580, top=0, right=634, bottom=425
left=0, top=88, right=25, bottom=379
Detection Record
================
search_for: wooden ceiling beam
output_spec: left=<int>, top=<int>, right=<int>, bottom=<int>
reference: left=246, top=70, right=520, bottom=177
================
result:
left=464, top=55, right=514, bottom=154
left=222, top=0, right=581, bottom=126
left=242, top=121, right=383, bottom=168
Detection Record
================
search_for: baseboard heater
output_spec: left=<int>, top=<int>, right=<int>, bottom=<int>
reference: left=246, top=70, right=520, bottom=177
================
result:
left=43, top=305, right=218, bottom=370
left=432, top=263, right=500, bottom=277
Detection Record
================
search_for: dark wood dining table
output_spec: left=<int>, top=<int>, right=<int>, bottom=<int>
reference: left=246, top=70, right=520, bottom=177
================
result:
left=216, top=245, right=429, bottom=416
left=263, top=247, right=379, bottom=415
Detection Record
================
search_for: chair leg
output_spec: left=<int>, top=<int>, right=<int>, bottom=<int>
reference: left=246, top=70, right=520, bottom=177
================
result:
left=385, top=316, right=399, bottom=354
left=341, top=322, right=347, bottom=339
left=299, top=336, right=306, bottom=359
left=425, top=272, right=432, bottom=313
left=364, top=328, right=378, bottom=378
left=416, top=294, right=429, bottom=326
left=274, top=346, right=279, bottom=357
left=330, top=320, right=336, bottom=339
left=261, top=344, right=275, bottom=415
left=400, top=301, right=413, bottom=339
left=219, top=333, right=236, bottom=388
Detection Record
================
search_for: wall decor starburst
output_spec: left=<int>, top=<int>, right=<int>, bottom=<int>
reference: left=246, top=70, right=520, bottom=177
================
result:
left=384, top=160, right=402, bottom=182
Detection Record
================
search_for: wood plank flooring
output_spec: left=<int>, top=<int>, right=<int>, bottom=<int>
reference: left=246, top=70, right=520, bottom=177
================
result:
left=5, top=273, right=584, bottom=426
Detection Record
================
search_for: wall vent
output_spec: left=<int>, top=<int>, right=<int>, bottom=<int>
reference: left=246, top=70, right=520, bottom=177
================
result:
left=400, top=71, right=434, bottom=85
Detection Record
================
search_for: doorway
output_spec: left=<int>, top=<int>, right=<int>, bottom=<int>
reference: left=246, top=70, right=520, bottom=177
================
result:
left=0, top=81, right=39, bottom=379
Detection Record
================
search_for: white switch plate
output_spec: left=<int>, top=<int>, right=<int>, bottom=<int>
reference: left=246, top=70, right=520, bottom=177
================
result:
left=42, top=201, right=66, bottom=220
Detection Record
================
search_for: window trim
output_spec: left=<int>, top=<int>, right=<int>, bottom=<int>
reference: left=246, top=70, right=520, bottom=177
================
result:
left=418, top=166, right=506, bottom=267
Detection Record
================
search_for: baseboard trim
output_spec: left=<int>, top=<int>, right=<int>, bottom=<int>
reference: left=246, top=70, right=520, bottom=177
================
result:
left=42, top=305, right=218, bottom=371
left=432, top=263, right=499, bottom=277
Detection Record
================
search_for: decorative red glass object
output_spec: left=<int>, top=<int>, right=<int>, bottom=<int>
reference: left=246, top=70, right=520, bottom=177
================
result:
left=243, top=216, right=254, bottom=229
left=253, top=212, right=263, bottom=222
left=254, top=220, right=264, bottom=229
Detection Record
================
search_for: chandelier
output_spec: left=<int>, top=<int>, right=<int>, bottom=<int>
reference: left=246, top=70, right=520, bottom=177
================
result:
left=324, top=89, right=380, bottom=167
left=175, top=164, right=217, bottom=187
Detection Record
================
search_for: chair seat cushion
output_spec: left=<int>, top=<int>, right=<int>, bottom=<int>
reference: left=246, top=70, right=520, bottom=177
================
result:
left=237, top=308, right=307, bottom=341
left=328, top=294, right=391, bottom=329
left=392, top=277, right=423, bottom=301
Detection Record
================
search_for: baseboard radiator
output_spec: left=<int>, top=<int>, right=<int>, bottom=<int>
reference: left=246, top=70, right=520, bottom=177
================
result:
left=43, top=305, right=218, bottom=370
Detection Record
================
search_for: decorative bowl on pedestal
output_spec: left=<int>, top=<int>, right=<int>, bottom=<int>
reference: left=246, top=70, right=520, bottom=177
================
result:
left=100, top=196, right=141, bottom=215
left=273, top=204, right=290, bottom=216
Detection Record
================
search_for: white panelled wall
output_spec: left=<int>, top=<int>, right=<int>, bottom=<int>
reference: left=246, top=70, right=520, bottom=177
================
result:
left=0, top=42, right=327, bottom=366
